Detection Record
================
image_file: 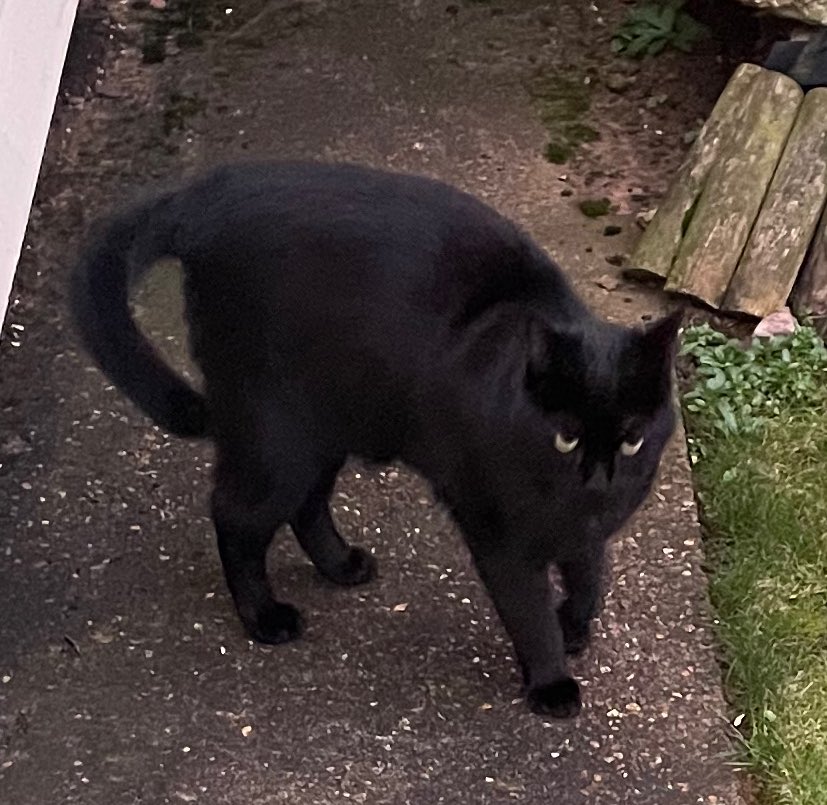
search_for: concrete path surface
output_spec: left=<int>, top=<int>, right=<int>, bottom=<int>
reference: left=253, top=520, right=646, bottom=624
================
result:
left=0, top=1, right=743, bottom=802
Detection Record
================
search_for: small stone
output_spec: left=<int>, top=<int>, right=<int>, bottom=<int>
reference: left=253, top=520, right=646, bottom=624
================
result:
left=605, top=73, right=636, bottom=93
left=89, top=629, right=115, bottom=645
left=753, top=307, right=797, bottom=338
left=603, top=225, right=622, bottom=236
left=96, top=83, right=123, bottom=99
left=605, top=254, right=626, bottom=267
left=636, top=208, right=657, bottom=229
left=596, top=274, right=620, bottom=292
left=645, top=93, right=668, bottom=109
left=1, top=435, right=30, bottom=457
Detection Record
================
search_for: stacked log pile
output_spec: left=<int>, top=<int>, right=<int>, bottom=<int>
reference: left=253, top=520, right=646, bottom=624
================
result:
left=629, top=63, right=827, bottom=335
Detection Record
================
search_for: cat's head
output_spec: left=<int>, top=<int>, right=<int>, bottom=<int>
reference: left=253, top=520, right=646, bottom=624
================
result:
left=525, top=310, right=681, bottom=493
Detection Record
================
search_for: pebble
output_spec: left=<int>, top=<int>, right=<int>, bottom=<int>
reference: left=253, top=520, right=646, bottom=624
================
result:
left=605, top=73, right=636, bottom=93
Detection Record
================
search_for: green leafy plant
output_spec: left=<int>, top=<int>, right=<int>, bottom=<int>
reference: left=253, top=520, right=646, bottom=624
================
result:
left=612, top=0, right=709, bottom=58
left=680, top=323, right=827, bottom=457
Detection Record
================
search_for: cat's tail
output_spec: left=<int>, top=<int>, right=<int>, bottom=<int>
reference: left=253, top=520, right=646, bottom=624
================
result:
left=70, top=192, right=208, bottom=438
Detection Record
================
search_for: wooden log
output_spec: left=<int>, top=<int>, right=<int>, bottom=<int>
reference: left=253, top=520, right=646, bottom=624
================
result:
left=791, top=200, right=827, bottom=337
left=725, top=88, right=827, bottom=317
left=665, top=70, right=803, bottom=308
left=627, top=63, right=764, bottom=281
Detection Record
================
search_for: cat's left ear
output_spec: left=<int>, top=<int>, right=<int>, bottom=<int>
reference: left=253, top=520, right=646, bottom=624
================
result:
left=640, top=309, right=683, bottom=363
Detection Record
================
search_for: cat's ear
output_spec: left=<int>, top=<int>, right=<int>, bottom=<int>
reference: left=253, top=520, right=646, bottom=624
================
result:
left=640, top=309, right=682, bottom=364
left=525, top=318, right=580, bottom=392
left=526, top=318, right=551, bottom=380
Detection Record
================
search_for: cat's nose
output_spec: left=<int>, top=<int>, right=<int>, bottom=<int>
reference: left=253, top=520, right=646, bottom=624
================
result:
left=582, top=462, right=610, bottom=493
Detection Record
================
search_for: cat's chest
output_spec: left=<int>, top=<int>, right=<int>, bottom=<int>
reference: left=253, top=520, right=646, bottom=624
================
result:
left=538, top=483, right=644, bottom=557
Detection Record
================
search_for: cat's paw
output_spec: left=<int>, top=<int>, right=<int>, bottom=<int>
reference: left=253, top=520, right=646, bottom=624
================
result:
left=244, top=601, right=304, bottom=645
left=320, top=546, right=378, bottom=586
left=558, top=603, right=592, bottom=656
left=527, top=677, right=582, bottom=718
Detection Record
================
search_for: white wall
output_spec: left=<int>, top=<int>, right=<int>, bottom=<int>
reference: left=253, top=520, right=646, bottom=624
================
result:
left=0, top=0, right=79, bottom=332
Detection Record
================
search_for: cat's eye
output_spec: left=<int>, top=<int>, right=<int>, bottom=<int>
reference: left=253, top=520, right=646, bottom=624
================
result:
left=554, top=432, right=579, bottom=454
left=620, top=437, right=644, bottom=457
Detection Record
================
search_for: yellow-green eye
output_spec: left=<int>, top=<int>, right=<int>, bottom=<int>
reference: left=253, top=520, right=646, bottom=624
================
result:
left=620, top=437, right=644, bottom=457
left=554, top=433, right=579, bottom=454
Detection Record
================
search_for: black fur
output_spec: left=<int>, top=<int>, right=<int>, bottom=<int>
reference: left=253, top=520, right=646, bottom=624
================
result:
left=71, top=162, right=679, bottom=716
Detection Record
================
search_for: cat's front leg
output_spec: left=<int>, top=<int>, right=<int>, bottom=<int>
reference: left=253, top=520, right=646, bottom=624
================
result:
left=472, top=549, right=581, bottom=718
left=557, top=543, right=606, bottom=656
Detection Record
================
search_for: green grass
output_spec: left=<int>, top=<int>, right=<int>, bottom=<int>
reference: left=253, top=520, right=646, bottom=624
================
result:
left=681, top=324, right=827, bottom=804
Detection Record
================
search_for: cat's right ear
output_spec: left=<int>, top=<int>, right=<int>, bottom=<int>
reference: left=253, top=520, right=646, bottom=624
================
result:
left=641, top=309, right=683, bottom=365
left=525, top=319, right=577, bottom=391
left=526, top=318, right=551, bottom=382
left=524, top=319, right=555, bottom=405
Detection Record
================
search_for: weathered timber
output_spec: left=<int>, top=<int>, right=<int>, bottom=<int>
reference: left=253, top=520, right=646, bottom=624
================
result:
left=792, top=200, right=827, bottom=337
left=664, top=70, right=803, bottom=308
left=627, top=63, right=764, bottom=282
left=725, top=88, right=827, bottom=317
left=736, top=0, right=827, bottom=26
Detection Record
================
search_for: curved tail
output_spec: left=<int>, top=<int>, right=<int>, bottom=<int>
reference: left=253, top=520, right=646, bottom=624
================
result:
left=70, top=193, right=208, bottom=438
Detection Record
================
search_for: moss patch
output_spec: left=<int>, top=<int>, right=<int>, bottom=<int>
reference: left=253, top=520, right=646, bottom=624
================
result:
left=162, top=91, right=208, bottom=135
left=525, top=72, right=599, bottom=165
left=140, top=0, right=231, bottom=63
left=578, top=198, right=612, bottom=218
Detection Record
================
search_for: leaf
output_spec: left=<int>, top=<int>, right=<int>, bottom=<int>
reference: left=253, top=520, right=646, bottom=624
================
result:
left=636, top=4, right=667, bottom=27
left=673, top=13, right=709, bottom=50
left=625, top=31, right=660, bottom=58
left=706, top=369, right=726, bottom=391
left=647, top=37, right=669, bottom=56
left=717, top=400, right=739, bottom=434
left=659, top=4, right=677, bottom=32
left=676, top=12, right=709, bottom=37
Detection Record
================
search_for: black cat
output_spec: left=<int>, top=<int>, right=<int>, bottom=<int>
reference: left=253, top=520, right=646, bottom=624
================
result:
left=71, top=162, right=679, bottom=717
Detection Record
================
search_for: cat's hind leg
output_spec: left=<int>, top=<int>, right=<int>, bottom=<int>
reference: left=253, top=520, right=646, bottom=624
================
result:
left=210, top=414, right=327, bottom=645
left=290, top=459, right=377, bottom=586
